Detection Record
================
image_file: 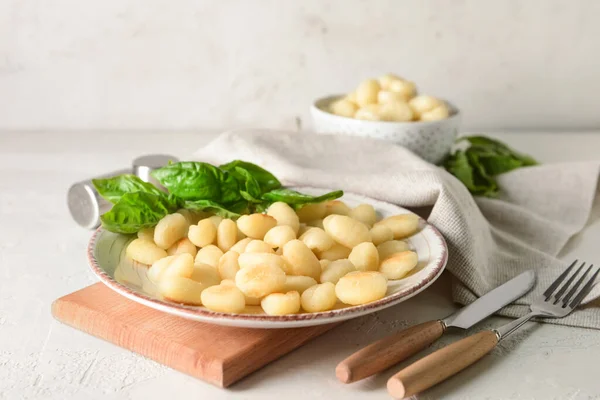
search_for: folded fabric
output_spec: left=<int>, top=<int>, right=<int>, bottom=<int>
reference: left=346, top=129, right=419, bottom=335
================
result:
left=194, top=129, right=600, bottom=328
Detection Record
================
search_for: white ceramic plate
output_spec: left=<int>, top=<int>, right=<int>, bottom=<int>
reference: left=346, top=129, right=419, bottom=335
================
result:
left=88, top=189, right=448, bottom=329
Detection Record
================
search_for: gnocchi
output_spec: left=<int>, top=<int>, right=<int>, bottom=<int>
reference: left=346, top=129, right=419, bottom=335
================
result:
left=348, top=242, right=379, bottom=271
left=245, top=240, right=275, bottom=254
left=261, top=291, right=301, bottom=315
left=377, top=240, right=410, bottom=261
left=282, top=240, right=322, bottom=280
left=264, top=225, right=296, bottom=249
left=267, top=202, right=300, bottom=234
left=237, top=214, right=277, bottom=239
left=323, top=215, right=371, bottom=248
left=154, top=213, right=189, bottom=249
left=188, top=218, right=217, bottom=248
left=379, top=251, right=418, bottom=280
left=194, top=245, right=224, bottom=268
left=335, top=271, right=388, bottom=305
left=128, top=194, right=426, bottom=316
left=217, top=219, right=237, bottom=252
left=325, top=74, right=450, bottom=122
left=235, top=263, right=286, bottom=298
left=299, top=227, right=334, bottom=252
left=217, top=250, right=240, bottom=280
left=282, top=275, right=318, bottom=294
left=320, top=259, right=356, bottom=284
left=167, top=238, right=198, bottom=257
left=126, top=238, right=168, bottom=265
left=301, top=282, right=337, bottom=312
left=375, top=214, right=419, bottom=239
left=201, top=282, right=245, bottom=313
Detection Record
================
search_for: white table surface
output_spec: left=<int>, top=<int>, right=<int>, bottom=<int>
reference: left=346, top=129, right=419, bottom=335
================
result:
left=1, top=130, right=600, bottom=400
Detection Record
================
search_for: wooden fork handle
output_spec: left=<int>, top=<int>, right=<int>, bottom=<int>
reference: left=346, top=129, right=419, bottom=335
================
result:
left=387, top=330, right=498, bottom=399
left=335, top=320, right=444, bottom=383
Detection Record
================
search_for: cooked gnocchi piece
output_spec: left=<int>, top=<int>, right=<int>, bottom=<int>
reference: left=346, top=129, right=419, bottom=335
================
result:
left=317, top=243, right=352, bottom=261
left=377, top=240, right=410, bottom=261
left=282, top=240, right=322, bottom=280
left=263, top=225, right=296, bottom=249
left=323, top=215, right=371, bottom=248
left=237, top=214, right=277, bottom=239
left=190, top=262, right=221, bottom=287
left=201, top=282, right=246, bottom=313
left=217, top=250, right=240, bottom=280
left=159, top=276, right=205, bottom=306
left=245, top=240, right=275, bottom=254
left=370, top=224, right=394, bottom=246
left=335, top=271, right=388, bottom=305
left=167, top=238, right=198, bottom=257
left=261, top=291, right=301, bottom=315
left=282, top=275, right=318, bottom=294
left=235, top=263, right=286, bottom=298
left=349, top=204, right=377, bottom=227
left=188, top=218, right=217, bottom=248
left=217, top=219, right=237, bottom=252
left=375, top=214, right=419, bottom=239
left=299, top=227, right=334, bottom=252
left=154, top=213, right=189, bottom=249
left=194, top=245, right=224, bottom=267
left=349, top=242, right=379, bottom=271
left=238, top=252, right=285, bottom=271
left=320, top=259, right=356, bottom=284
left=267, top=202, right=300, bottom=234
left=301, top=282, right=337, bottom=312
left=126, top=238, right=168, bottom=265
left=324, top=200, right=351, bottom=216
left=379, top=250, right=418, bottom=280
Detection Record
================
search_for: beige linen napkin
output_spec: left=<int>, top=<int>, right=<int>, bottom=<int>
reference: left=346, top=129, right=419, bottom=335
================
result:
left=194, top=129, right=600, bottom=328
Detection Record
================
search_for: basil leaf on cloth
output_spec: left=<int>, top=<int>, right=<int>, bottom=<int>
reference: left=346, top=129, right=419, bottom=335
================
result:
left=92, top=174, right=164, bottom=204
left=100, top=192, right=178, bottom=234
left=444, top=135, right=538, bottom=197
left=219, top=160, right=281, bottom=193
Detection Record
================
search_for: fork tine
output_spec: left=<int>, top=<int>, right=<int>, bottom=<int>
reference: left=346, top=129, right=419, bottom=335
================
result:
left=553, top=262, right=585, bottom=303
left=562, top=265, right=593, bottom=306
left=569, top=266, right=599, bottom=308
left=544, top=260, right=578, bottom=299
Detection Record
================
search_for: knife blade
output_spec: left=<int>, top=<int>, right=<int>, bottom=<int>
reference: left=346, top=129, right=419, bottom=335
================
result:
left=336, top=270, right=536, bottom=383
left=441, top=269, right=536, bottom=329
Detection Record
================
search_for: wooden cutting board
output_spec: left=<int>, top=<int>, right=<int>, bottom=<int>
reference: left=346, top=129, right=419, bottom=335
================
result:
left=51, top=283, right=339, bottom=387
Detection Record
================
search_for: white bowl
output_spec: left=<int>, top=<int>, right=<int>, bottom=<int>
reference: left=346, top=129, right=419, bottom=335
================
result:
left=310, top=95, right=461, bottom=164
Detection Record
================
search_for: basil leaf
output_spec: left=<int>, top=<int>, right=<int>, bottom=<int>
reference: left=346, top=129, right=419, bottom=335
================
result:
left=262, top=188, right=343, bottom=206
left=92, top=174, right=163, bottom=204
left=184, top=199, right=242, bottom=219
left=234, top=167, right=262, bottom=203
left=151, top=162, right=241, bottom=203
left=100, top=192, right=177, bottom=234
left=219, top=160, right=281, bottom=193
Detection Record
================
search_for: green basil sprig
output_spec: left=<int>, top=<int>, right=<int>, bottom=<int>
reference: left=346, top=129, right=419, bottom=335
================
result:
left=92, top=160, right=343, bottom=234
left=443, top=135, right=538, bottom=197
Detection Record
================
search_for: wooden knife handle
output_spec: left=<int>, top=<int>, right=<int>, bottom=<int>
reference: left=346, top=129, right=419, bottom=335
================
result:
left=335, top=320, right=444, bottom=383
left=387, top=330, right=498, bottom=399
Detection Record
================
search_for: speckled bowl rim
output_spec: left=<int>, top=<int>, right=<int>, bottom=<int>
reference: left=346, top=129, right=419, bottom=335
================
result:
left=311, top=94, right=461, bottom=126
left=87, top=196, right=448, bottom=328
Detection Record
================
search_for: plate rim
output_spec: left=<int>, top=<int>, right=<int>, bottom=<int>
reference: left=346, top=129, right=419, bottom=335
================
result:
left=87, top=194, right=448, bottom=326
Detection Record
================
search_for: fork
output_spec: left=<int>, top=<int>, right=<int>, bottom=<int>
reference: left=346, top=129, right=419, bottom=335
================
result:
left=387, top=260, right=599, bottom=399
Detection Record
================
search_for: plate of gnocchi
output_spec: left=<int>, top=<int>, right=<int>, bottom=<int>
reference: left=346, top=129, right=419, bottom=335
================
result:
left=88, top=188, right=447, bottom=328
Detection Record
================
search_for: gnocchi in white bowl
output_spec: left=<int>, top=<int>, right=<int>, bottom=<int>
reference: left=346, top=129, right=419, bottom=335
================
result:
left=310, top=74, right=461, bottom=164
left=89, top=188, right=447, bottom=328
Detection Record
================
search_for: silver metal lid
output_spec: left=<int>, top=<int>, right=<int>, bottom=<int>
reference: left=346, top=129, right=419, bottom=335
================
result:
left=133, top=154, right=178, bottom=190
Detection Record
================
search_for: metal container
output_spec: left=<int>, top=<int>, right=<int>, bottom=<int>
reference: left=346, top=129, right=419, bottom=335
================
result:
left=67, top=154, right=178, bottom=229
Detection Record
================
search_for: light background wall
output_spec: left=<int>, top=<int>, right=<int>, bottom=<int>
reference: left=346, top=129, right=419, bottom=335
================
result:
left=1, top=0, right=599, bottom=132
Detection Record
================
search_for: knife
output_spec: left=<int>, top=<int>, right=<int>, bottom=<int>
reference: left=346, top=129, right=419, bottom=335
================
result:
left=335, top=270, right=536, bottom=383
